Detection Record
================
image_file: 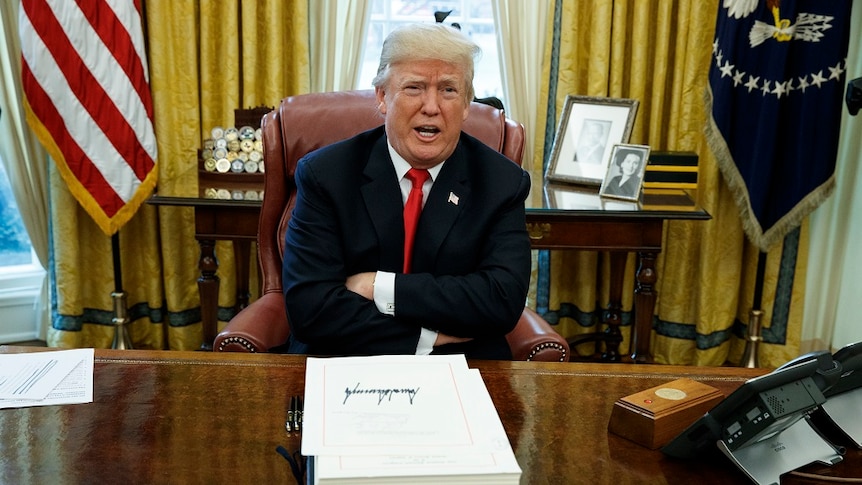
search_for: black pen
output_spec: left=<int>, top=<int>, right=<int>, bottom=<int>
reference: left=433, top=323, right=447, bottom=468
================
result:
left=294, top=395, right=303, bottom=433
left=286, top=395, right=295, bottom=433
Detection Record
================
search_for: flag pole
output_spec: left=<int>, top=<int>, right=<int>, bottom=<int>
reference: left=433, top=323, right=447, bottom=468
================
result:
left=741, top=251, right=766, bottom=368
left=111, top=232, right=132, bottom=349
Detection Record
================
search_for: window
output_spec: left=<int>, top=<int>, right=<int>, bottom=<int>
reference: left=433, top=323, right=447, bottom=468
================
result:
left=357, top=0, right=504, bottom=106
left=0, top=158, right=36, bottom=270
left=0, top=152, right=43, bottom=343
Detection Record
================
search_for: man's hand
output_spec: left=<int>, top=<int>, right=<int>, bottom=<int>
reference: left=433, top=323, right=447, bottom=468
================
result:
left=434, top=333, right=473, bottom=346
left=345, top=272, right=376, bottom=300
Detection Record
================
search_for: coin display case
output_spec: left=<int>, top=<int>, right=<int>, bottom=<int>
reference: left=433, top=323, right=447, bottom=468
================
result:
left=198, top=106, right=271, bottom=200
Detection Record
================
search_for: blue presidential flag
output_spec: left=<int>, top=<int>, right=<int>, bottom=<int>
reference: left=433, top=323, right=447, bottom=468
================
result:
left=707, top=0, right=853, bottom=251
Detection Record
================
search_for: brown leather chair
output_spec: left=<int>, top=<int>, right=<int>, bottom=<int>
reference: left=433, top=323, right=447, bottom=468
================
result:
left=214, top=90, right=569, bottom=362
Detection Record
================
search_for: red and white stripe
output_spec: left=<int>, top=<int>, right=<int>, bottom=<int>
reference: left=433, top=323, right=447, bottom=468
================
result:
left=20, top=0, right=157, bottom=234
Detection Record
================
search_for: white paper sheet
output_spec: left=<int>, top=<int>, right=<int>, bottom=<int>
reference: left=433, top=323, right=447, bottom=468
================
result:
left=0, top=348, right=94, bottom=409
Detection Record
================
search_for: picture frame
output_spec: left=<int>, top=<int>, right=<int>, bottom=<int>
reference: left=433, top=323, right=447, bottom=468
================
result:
left=599, top=143, right=651, bottom=202
left=546, top=95, right=639, bottom=186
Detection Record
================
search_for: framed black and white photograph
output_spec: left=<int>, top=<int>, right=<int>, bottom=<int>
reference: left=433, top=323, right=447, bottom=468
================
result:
left=599, top=144, right=650, bottom=202
left=546, top=95, right=639, bottom=186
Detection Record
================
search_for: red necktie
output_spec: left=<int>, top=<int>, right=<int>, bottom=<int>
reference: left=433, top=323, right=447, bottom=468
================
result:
left=403, top=168, right=430, bottom=273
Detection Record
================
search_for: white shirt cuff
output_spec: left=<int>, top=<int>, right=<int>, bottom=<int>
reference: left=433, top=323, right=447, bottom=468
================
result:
left=371, top=271, right=437, bottom=355
left=416, top=328, right=437, bottom=355
left=372, top=271, right=395, bottom=315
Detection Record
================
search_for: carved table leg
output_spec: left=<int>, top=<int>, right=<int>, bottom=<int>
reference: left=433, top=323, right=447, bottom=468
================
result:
left=601, top=251, right=627, bottom=362
left=631, top=251, right=657, bottom=363
left=197, top=239, right=219, bottom=351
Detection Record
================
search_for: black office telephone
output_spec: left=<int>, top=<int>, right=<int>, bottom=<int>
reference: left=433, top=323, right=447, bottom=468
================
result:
left=661, top=350, right=843, bottom=459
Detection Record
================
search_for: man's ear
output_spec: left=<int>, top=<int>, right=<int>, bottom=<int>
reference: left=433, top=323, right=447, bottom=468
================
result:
left=375, top=87, right=387, bottom=114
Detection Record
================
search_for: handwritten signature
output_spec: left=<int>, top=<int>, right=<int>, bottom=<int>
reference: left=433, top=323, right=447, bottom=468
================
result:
left=343, top=382, right=420, bottom=405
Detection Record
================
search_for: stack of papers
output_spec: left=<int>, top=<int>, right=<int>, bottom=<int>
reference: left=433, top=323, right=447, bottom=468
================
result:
left=0, top=348, right=94, bottom=409
left=301, top=355, right=521, bottom=485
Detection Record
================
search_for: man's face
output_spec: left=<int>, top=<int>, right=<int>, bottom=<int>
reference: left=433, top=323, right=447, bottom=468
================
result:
left=375, top=59, right=471, bottom=169
left=585, top=123, right=603, bottom=144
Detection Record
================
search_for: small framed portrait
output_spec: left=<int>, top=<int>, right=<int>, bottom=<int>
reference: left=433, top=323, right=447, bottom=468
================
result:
left=546, top=95, right=639, bottom=186
left=599, top=144, right=650, bottom=202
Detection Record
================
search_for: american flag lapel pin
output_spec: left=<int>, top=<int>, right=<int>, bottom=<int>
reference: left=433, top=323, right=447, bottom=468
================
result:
left=447, top=192, right=460, bottom=206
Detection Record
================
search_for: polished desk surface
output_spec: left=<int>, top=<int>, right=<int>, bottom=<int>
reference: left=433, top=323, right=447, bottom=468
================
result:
left=2, top=347, right=856, bottom=484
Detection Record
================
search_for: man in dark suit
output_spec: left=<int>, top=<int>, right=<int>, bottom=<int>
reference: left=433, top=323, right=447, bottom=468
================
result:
left=282, top=23, right=531, bottom=360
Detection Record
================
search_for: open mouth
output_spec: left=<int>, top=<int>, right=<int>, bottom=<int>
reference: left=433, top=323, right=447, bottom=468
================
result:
left=416, top=126, right=440, bottom=138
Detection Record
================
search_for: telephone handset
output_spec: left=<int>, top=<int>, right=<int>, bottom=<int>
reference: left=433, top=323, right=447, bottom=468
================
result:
left=775, top=349, right=844, bottom=393
left=824, top=341, right=862, bottom=398
left=810, top=341, right=862, bottom=449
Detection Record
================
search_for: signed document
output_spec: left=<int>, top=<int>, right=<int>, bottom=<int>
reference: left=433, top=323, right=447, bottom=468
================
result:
left=301, top=355, right=520, bottom=484
left=303, top=354, right=499, bottom=456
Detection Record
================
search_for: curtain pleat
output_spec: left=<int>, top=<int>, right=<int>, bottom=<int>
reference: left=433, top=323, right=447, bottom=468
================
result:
left=309, top=0, right=370, bottom=92
left=492, top=0, right=552, bottom=192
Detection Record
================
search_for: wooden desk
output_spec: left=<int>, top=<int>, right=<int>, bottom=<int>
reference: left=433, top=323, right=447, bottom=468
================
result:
left=2, top=347, right=857, bottom=484
left=531, top=185, right=710, bottom=363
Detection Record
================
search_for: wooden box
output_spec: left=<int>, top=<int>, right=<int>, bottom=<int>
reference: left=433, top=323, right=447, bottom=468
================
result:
left=607, top=378, right=723, bottom=449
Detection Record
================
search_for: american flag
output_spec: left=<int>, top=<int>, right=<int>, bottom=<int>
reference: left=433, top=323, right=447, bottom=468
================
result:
left=707, top=0, right=852, bottom=251
left=19, top=0, right=157, bottom=235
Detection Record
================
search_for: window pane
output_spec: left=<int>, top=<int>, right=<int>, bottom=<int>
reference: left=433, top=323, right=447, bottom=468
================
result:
left=358, top=0, right=504, bottom=106
left=0, top=158, right=35, bottom=268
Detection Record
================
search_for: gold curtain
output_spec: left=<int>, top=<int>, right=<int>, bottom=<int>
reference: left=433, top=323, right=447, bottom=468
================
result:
left=48, top=0, right=309, bottom=350
left=530, top=0, right=806, bottom=367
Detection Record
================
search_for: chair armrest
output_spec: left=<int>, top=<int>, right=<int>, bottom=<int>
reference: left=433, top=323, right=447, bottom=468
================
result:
left=214, top=292, right=290, bottom=353
left=506, top=307, right=570, bottom=362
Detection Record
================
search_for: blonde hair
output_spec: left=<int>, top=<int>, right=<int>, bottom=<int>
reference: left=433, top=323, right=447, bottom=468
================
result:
left=372, top=23, right=479, bottom=102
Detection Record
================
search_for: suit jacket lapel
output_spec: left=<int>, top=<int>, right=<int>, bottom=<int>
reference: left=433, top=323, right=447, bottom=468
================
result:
left=413, top=143, right=470, bottom=271
left=360, top=136, right=404, bottom=271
